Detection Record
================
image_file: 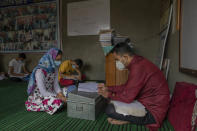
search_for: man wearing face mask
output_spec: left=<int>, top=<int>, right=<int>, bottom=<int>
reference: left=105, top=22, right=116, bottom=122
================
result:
left=58, top=59, right=84, bottom=86
left=98, top=42, right=170, bottom=130
left=8, top=53, right=30, bottom=81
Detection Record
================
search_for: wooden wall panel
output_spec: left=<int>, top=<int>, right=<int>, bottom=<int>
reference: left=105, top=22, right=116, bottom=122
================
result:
left=106, top=53, right=128, bottom=86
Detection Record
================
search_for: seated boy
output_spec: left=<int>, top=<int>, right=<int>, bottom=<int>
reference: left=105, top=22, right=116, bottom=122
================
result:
left=58, top=59, right=84, bottom=86
left=8, top=53, right=30, bottom=81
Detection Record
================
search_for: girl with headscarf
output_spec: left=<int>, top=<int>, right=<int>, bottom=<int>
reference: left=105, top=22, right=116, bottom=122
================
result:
left=25, top=48, right=69, bottom=115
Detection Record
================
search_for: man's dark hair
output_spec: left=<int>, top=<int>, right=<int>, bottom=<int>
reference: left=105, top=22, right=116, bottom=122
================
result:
left=74, top=59, right=83, bottom=69
left=111, top=42, right=134, bottom=56
left=18, top=53, right=26, bottom=59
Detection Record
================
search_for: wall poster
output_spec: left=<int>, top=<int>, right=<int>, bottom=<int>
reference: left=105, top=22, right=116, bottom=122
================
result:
left=0, top=0, right=60, bottom=53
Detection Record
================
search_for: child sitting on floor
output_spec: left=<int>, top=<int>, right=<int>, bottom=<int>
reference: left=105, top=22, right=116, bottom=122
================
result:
left=58, top=59, right=85, bottom=86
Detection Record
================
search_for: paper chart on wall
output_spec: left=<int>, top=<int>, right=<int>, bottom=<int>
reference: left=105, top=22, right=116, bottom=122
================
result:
left=67, top=0, right=110, bottom=36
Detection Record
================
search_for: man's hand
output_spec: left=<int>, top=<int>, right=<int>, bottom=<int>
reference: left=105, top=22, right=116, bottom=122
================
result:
left=98, top=89, right=109, bottom=98
left=98, top=83, right=105, bottom=88
left=97, top=83, right=108, bottom=98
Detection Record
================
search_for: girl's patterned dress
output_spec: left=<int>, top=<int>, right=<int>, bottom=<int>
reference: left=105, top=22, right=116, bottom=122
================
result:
left=25, top=69, right=64, bottom=115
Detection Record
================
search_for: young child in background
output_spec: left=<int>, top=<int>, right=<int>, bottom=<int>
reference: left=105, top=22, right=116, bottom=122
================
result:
left=58, top=59, right=85, bottom=86
left=8, top=53, right=30, bottom=82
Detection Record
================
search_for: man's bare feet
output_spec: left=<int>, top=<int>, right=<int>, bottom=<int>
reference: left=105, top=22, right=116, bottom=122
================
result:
left=107, top=117, right=113, bottom=123
left=107, top=117, right=129, bottom=125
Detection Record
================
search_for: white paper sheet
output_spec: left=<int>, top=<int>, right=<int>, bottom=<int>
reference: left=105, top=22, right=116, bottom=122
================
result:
left=67, top=0, right=110, bottom=36
left=78, top=82, right=98, bottom=92
left=111, top=100, right=146, bottom=116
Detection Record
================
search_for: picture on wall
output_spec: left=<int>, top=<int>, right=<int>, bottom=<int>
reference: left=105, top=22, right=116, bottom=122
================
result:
left=0, top=0, right=55, bottom=8
left=0, top=1, right=59, bottom=53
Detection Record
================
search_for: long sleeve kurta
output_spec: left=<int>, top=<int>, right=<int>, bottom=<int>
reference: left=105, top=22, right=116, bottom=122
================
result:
left=108, top=55, right=170, bottom=130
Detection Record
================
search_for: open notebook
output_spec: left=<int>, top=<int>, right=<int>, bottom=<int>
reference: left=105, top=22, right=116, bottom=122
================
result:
left=78, top=82, right=98, bottom=93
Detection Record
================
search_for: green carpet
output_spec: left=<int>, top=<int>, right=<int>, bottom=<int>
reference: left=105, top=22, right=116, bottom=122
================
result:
left=0, top=80, right=174, bottom=131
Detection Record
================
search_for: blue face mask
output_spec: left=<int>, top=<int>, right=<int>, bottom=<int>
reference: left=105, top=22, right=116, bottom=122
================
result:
left=54, top=61, right=61, bottom=66
left=72, top=65, right=76, bottom=69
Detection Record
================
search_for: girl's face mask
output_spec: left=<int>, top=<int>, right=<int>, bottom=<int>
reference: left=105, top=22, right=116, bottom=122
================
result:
left=54, top=60, right=61, bottom=67
left=72, top=65, right=76, bottom=69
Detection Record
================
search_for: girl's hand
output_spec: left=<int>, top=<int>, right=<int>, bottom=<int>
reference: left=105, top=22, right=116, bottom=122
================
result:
left=56, top=92, right=64, bottom=98
left=60, top=96, right=67, bottom=103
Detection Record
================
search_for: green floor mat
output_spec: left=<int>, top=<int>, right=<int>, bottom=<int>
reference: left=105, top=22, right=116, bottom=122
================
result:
left=0, top=80, right=174, bottom=131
